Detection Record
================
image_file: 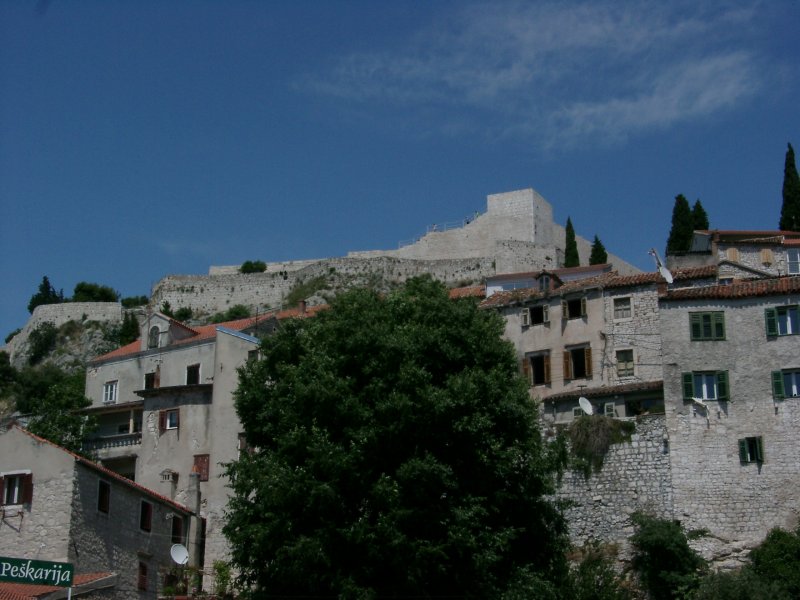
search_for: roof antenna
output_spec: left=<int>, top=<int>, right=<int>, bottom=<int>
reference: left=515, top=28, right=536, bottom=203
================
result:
left=649, top=248, right=674, bottom=284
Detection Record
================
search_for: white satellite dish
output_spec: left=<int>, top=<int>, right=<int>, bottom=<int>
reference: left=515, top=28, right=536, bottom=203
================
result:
left=649, top=248, right=674, bottom=284
left=578, top=397, right=593, bottom=415
left=170, top=544, right=189, bottom=565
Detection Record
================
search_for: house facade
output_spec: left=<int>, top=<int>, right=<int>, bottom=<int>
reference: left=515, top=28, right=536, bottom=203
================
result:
left=481, top=266, right=716, bottom=423
left=0, top=426, right=198, bottom=599
left=660, top=276, right=800, bottom=557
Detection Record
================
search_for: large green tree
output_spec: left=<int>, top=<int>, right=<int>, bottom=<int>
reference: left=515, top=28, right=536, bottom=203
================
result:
left=225, top=276, right=569, bottom=599
left=780, top=143, right=800, bottom=231
left=72, top=281, right=120, bottom=303
left=27, top=276, right=64, bottom=313
left=589, top=235, right=608, bottom=265
left=691, top=199, right=709, bottom=231
left=666, top=194, right=694, bottom=255
left=564, top=217, right=580, bottom=268
left=25, top=375, right=94, bottom=455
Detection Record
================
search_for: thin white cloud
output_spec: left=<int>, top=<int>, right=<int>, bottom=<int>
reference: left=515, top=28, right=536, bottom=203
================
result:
left=298, top=0, right=771, bottom=148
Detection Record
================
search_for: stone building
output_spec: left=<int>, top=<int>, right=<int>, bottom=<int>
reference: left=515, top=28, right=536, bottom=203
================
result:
left=660, top=275, right=800, bottom=563
left=82, top=305, right=323, bottom=587
left=480, top=266, right=716, bottom=423
left=0, top=426, right=199, bottom=599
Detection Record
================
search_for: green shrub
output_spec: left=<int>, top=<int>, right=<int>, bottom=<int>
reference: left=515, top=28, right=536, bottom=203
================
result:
left=173, top=307, right=193, bottom=322
left=567, top=415, right=635, bottom=476
left=211, top=305, right=251, bottom=323
left=630, top=512, right=706, bottom=600
left=240, top=260, right=267, bottom=273
left=28, top=322, right=58, bottom=365
left=72, top=281, right=119, bottom=302
left=160, top=300, right=173, bottom=317
left=121, top=295, right=148, bottom=308
left=4, top=328, right=21, bottom=344
left=285, top=275, right=328, bottom=307
left=119, top=312, right=139, bottom=346
left=693, top=568, right=790, bottom=600
left=566, top=543, right=631, bottom=600
left=748, top=525, right=800, bottom=598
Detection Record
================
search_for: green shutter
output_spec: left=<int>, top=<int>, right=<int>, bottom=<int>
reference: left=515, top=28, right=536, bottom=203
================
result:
left=682, top=372, right=694, bottom=400
left=755, top=437, right=765, bottom=463
left=713, top=312, right=725, bottom=339
left=716, top=371, right=729, bottom=401
left=772, top=371, right=785, bottom=399
left=738, top=439, right=748, bottom=463
left=690, top=313, right=702, bottom=340
left=765, top=308, right=778, bottom=336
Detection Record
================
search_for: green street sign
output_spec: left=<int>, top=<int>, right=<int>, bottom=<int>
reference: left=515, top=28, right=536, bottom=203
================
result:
left=0, top=556, right=74, bottom=587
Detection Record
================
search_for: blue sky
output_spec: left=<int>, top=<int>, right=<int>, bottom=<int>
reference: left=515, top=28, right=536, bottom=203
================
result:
left=1, top=0, right=798, bottom=339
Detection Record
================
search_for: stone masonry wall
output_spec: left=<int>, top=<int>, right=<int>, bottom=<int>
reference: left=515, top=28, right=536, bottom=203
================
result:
left=555, top=415, right=673, bottom=554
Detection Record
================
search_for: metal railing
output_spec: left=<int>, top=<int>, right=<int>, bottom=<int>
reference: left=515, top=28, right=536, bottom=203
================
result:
left=83, top=432, right=142, bottom=451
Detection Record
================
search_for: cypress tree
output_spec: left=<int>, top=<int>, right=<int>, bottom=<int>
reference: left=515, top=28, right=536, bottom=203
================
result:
left=691, top=200, right=709, bottom=231
left=780, top=143, right=800, bottom=231
left=666, top=194, right=693, bottom=255
left=564, top=217, right=580, bottom=268
left=589, top=235, right=608, bottom=265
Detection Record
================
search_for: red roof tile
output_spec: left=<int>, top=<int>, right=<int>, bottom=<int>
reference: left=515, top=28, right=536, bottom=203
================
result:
left=449, top=285, right=486, bottom=299
left=661, top=275, right=800, bottom=301
left=0, top=573, right=113, bottom=600
left=543, top=380, right=663, bottom=403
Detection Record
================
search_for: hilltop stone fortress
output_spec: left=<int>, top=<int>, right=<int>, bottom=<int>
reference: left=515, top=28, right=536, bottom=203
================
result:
left=151, top=188, right=639, bottom=316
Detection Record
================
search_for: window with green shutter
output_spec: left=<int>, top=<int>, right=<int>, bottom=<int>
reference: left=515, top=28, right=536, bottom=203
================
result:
left=690, top=311, right=725, bottom=340
left=773, top=369, right=800, bottom=398
left=738, top=436, right=764, bottom=464
left=765, top=305, right=799, bottom=336
left=682, top=371, right=729, bottom=400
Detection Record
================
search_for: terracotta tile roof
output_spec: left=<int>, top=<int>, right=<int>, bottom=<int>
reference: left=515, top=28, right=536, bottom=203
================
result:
left=480, top=266, right=717, bottom=309
left=13, top=427, right=194, bottom=516
left=448, top=285, right=486, bottom=299
left=543, top=380, right=663, bottom=403
left=661, top=275, right=800, bottom=301
left=0, top=573, right=113, bottom=600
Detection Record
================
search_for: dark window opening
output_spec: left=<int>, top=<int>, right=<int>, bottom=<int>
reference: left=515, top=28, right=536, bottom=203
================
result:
left=98, top=480, right=110, bottom=514
left=140, top=501, right=152, bottom=532
left=186, top=364, right=200, bottom=385
left=530, top=354, right=550, bottom=385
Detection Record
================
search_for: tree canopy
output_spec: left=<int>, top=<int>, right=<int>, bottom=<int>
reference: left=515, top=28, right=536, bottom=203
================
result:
left=780, top=143, right=800, bottom=231
left=27, top=276, right=64, bottom=314
left=72, top=281, right=119, bottom=303
left=564, top=217, right=580, bottom=268
left=691, top=199, right=709, bottom=231
left=225, top=276, right=569, bottom=598
left=589, top=235, right=608, bottom=265
left=666, top=194, right=693, bottom=255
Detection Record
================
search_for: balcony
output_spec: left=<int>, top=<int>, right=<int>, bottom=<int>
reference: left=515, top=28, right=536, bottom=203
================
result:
left=83, top=432, right=142, bottom=451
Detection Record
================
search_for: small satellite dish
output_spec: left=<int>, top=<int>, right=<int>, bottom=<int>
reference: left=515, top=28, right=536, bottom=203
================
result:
left=649, top=248, right=674, bottom=284
left=170, top=544, right=189, bottom=565
left=578, top=397, right=593, bottom=415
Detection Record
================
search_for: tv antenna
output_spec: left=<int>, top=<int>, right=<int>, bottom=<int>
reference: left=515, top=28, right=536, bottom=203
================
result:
left=578, top=397, right=593, bottom=415
left=170, top=544, right=189, bottom=565
left=648, top=248, right=673, bottom=284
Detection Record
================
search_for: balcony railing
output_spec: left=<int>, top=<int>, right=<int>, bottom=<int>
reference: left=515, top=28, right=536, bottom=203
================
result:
left=83, top=432, right=142, bottom=451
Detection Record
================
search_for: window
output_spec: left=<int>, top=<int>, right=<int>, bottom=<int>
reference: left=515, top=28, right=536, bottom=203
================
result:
left=682, top=371, right=729, bottom=401
left=561, top=297, right=587, bottom=320
left=690, top=312, right=725, bottom=340
left=98, top=480, right=110, bottom=513
left=140, top=501, right=152, bottom=532
left=521, top=305, right=549, bottom=327
left=193, top=454, right=210, bottom=481
left=738, top=436, right=764, bottom=464
left=616, top=350, right=634, bottom=378
left=144, top=371, right=159, bottom=390
left=765, top=305, right=799, bottom=336
left=171, top=516, right=184, bottom=544
left=102, top=381, right=118, bottom=405
left=573, top=407, right=584, bottom=418
left=613, top=297, right=632, bottom=319
left=563, top=346, right=592, bottom=380
left=788, top=248, right=800, bottom=274
left=159, top=409, right=180, bottom=432
left=148, top=326, right=160, bottom=349
left=760, top=248, right=774, bottom=266
left=137, top=562, right=148, bottom=592
left=238, top=433, right=252, bottom=457
left=538, top=275, right=550, bottom=291
left=186, top=364, right=200, bottom=385
left=772, top=369, right=800, bottom=399
left=604, top=402, right=616, bottom=417
left=522, top=353, right=551, bottom=386
left=726, top=247, right=740, bottom=262
left=1, top=473, right=32, bottom=505
left=247, top=349, right=259, bottom=363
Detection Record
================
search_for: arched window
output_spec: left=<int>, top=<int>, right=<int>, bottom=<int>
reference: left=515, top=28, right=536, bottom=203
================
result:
left=148, top=326, right=160, bottom=349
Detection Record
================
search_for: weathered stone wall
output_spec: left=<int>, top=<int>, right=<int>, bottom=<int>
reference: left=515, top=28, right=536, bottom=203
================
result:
left=661, top=293, right=800, bottom=566
left=555, top=416, right=673, bottom=553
